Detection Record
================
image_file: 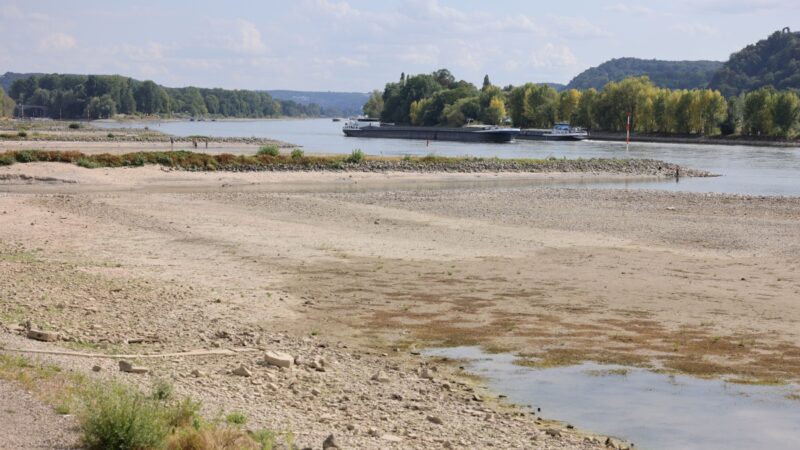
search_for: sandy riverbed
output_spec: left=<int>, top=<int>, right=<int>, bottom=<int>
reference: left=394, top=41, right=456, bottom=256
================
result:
left=1, top=162, right=799, bottom=449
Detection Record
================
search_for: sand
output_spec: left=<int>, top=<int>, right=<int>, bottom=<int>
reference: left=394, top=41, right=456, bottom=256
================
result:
left=2, top=162, right=799, bottom=448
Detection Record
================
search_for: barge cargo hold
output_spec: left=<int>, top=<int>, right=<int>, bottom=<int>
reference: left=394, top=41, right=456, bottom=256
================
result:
left=343, top=118, right=520, bottom=143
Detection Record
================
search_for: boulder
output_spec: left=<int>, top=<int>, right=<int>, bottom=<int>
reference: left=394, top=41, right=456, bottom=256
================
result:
left=26, top=329, right=59, bottom=342
left=264, top=350, right=294, bottom=368
left=426, top=415, right=444, bottom=425
left=371, top=370, right=390, bottom=383
left=232, top=365, right=252, bottom=377
left=322, top=434, right=339, bottom=449
left=118, top=360, right=150, bottom=374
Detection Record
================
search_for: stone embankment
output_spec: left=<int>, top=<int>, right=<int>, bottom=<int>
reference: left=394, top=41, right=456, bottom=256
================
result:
left=217, top=158, right=713, bottom=177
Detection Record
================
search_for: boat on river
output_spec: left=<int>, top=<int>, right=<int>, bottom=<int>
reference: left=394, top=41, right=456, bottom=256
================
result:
left=518, top=123, right=588, bottom=141
left=342, top=118, right=520, bottom=143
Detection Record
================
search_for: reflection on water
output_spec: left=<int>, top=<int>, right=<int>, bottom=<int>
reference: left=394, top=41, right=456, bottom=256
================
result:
left=94, top=119, right=800, bottom=196
left=426, top=347, right=800, bottom=450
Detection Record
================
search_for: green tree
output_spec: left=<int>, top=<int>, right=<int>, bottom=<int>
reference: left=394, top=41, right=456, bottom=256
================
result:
left=363, top=90, right=384, bottom=118
left=0, top=87, right=16, bottom=117
left=742, top=88, right=775, bottom=136
left=482, top=96, right=507, bottom=125
left=771, top=91, right=800, bottom=136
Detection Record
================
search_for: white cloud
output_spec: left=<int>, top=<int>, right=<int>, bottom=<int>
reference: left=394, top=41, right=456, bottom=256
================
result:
left=682, top=0, right=790, bottom=14
left=233, top=19, right=267, bottom=54
left=38, top=33, right=77, bottom=52
left=604, top=3, right=659, bottom=16
left=529, top=43, right=578, bottom=69
left=671, top=23, right=719, bottom=37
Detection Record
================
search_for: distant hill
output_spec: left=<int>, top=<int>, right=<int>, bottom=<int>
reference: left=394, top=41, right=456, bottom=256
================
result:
left=0, top=72, right=39, bottom=92
left=566, top=58, right=723, bottom=90
left=266, top=90, right=369, bottom=117
left=709, top=28, right=800, bottom=97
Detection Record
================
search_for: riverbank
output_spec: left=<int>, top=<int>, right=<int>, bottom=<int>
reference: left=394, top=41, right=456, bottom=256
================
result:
left=1, top=163, right=799, bottom=448
left=589, top=131, right=800, bottom=148
left=0, top=150, right=713, bottom=177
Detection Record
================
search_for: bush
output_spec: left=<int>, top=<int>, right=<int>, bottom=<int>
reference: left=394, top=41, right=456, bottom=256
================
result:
left=69, top=122, right=81, bottom=129
left=257, top=145, right=280, bottom=157
left=0, top=154, right=14, bottom=166
left=166, top=426, right=259, bottom=450
left=346, top=148, right=365, bottom=163
left=225, top=411, right=247, bottom=426
left=79, top=383, right=170, bottom=450
left=15, top=150, right=35, bottom=163
left=290, top=148, right=304, bottom=160
left=152, top=380, right=174, bottom=401
left=107, top=133, right=115, bottom=138
left=17, top=131, right=27, bottom=138
left=76, top=158, right=100, bottom=169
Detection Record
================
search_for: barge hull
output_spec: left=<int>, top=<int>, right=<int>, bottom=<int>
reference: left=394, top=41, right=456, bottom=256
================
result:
left=343, top=127, right=518, bottom=143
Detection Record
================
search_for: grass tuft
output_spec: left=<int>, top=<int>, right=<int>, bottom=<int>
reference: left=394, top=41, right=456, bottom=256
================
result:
left=257, top=145, right=280, bottom=157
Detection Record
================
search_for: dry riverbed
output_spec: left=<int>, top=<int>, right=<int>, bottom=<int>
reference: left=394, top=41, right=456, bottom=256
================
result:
left=1, top=162, right=799, bottom=449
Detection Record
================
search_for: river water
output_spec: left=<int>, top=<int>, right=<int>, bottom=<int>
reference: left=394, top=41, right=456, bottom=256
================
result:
left=426, top=347, right=800, bottom=450
left=94, top=118, right=800, bottom=196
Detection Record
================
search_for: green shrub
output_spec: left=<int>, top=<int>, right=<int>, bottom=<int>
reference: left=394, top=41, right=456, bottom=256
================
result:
left=107, top=133, right=115, bottom=138
left=15, top=150, right=35, bottom=163
left=346, top=148, right=365, bottom=163
left=69, top=122, right=81, bottom=129
left=225, top=411, right=247, bottom=426
left=79, top=383, right=170, bottom=450
left=76, top=158, right=99, bottom=169
left=257, top=145, right=280, bottom=157
left=0, top=154, right=14, bottom=166
left=152, top=380, right=174, bottom=401
left=290, top=148, right=304, bottom=159
left=17, top=131, right=27, bottom=138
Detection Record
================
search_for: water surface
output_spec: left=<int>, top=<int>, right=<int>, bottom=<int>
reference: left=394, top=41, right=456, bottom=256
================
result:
left=426, top=347, right=800, bottom=450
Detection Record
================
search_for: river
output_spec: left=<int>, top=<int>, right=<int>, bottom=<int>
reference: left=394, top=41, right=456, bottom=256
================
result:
left=94, top=118, right=800, bottom=196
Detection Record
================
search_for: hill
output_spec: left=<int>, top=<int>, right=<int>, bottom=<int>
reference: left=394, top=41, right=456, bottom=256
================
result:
left=266, top=90, right=369, bottom=117
left=709, top=28, right=800, bottom=97
left=566, top=58, right=723, bottom=91
left=0, top=72, right=41, bottom=92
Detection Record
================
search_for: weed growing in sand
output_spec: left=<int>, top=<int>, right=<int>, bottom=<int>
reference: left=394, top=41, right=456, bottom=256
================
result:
left=346, top=148, right=365, bottom=163
left=257, top=145, right=280, bottom=157
left=77, top=158, right=100, bottom=169
left=68, top=122, right=81, bottom=129
left=225, top=411, right=248, bottom=426
left=290, top=148, right=304, bottom=159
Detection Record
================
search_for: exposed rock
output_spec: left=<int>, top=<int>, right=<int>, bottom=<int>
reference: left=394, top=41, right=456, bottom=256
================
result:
left=191, top=369, right=206, bottom=378
left=26, top=329, right=59, bottom=342
left=118, top=360, right=149, bottom=374
left=545, top=428, right=561, bottom=438
left=420, top=367, right=434, bottom=380
left=322, top=434, right=339, bottom=449
left=232, top=365, right=252, bottom=377
left=264, top=350, right=294, bottom=368
left=427, top=415, right=444, bottom=425
left=91, top=365, right=102, bottom=372
left=380, top=434, right=402, bottom=443
left=371, top=370, right=390, bottom=383
left=606, top=437, right=632, bottom=449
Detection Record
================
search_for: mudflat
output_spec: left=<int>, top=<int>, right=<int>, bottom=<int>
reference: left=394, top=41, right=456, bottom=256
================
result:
left=2, top=163, right=799, bottom=449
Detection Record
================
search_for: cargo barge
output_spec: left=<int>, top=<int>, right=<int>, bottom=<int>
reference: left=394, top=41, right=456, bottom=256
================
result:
left=343, top=118, right=520, bottom=143
left=518, top=123, right=588, bottom=141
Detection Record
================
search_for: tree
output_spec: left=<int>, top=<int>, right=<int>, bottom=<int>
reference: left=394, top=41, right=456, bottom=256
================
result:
left=482, top=75, right=491, bottom=92
left=135, top=80, right=162, bottom=115
left=558, top=89, right=582, bottom=124
left=742, top=88, right=775, bottom=136
left=363, top=90, right=384, bottom=118
left=772, top=91, right=800, bottom=136
left=85, top=94, right=117, bottom=119
left=0, top=87, right=15, bottom=117
left=483, top=96, right=507, bottom=125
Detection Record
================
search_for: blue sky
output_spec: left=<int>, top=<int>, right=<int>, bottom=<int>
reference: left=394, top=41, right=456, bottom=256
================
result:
left=0, top=0, right=796, bottom=91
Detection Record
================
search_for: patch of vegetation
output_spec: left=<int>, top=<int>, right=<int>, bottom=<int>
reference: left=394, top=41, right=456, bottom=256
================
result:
left=257, top=145, right=280, bottom=157
left=290, top=148, right=304, bottom=159
left=726, top=377, right=787, bottom=386
left=346, top=148, right=365, bottom=163
left=225, top=411, right=247, bottom=426
left=17, top=130, right=27, bottom=138
left=69, top=122, right=81, bottom=129
left=77, top=158, right=100, bottom=169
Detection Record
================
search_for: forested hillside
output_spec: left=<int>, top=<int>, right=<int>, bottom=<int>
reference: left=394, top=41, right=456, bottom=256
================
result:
left=566, top=58, right=723, bottom=91
left=267, top=90, right=369, bottom=117
left=6, top=73, right=325, bottom=119
left=709, top=28, right=800, bottom=97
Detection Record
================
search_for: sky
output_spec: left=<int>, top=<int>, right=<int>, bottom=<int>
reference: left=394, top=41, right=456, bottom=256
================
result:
left=0, top=0, right=797, bottom=92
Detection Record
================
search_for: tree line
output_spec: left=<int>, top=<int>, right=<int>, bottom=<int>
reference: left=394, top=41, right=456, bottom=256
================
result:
left=368, top=70, right=800, bottom=138
left=8, top=74, right=326, bottom=119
